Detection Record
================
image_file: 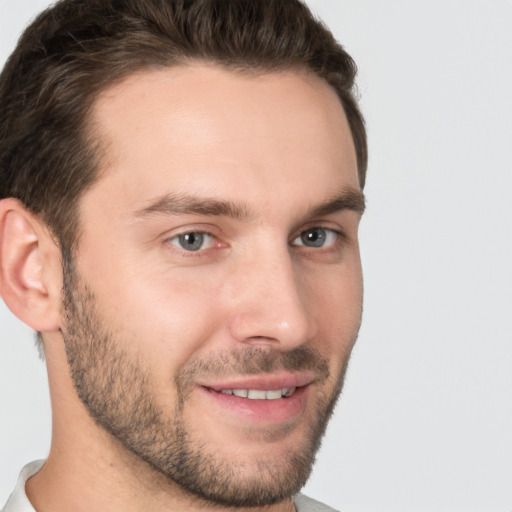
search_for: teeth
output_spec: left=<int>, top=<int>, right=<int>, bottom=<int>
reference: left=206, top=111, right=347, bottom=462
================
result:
left=265, top=389, right=282, bottom=400
left=283, top=387, right=296, bottom=397
left=247, top=389, right=266, bottom=399
left=217, top=387, right=297, bottom=399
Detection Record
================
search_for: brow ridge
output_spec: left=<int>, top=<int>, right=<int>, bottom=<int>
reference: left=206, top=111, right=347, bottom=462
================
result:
left=134, top=188, right=365, bottom=222
left=134, top=193, right=252, bottom=220
left=309, top=189, right=366, bottom=217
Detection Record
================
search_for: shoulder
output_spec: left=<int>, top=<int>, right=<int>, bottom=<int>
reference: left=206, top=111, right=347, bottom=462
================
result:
left=294, top=493, right=340, bottom=512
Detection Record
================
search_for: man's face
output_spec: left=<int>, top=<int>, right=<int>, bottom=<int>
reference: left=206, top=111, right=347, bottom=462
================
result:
left=61, top=65, right=364, bottom=506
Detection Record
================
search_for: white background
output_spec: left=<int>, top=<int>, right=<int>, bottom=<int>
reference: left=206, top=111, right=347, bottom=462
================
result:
left=1, top=1, right=511, bottom=511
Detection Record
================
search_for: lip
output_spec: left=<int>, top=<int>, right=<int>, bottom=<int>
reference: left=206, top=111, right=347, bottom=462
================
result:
left=195, top=371, right=315, bottom=425
left=196, top=370, right=316, bottom=392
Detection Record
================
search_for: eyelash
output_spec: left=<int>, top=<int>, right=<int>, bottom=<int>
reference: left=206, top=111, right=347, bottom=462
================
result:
left=291, top=227, right=344, bottom=249
left=166, top=231, right=219, bottom=254
left=165, top=226, right=345, bottom=256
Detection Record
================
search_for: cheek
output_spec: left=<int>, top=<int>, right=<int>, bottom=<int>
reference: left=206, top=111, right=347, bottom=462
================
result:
left=306, top=259, right=363, bottom=361
left=86, top=262, right=226, bottom=373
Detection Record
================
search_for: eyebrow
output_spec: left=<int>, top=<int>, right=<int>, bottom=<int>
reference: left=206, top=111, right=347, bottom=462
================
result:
left=134, top=188, right=365, bottom=221
left=134, top=193, right=252, bottom=220
left=309, top=189, right=366, bottom=217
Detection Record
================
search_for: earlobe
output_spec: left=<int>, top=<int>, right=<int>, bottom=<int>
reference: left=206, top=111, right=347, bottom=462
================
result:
left=0, top=198, right=61, bottom=332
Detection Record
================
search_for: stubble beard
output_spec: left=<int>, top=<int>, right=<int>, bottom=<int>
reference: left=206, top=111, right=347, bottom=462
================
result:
left=61, top=260, right=357, bottom=508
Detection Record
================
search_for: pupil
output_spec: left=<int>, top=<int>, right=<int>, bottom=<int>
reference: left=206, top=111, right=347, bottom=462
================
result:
left=180, top=232, right=203, bottom=251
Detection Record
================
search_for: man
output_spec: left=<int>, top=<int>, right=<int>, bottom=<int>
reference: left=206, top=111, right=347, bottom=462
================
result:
left=0, top=0, right=367, bottom=511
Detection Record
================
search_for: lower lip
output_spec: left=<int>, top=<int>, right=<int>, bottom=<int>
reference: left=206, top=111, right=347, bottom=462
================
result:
left=198, top=385, right=309, bottom=424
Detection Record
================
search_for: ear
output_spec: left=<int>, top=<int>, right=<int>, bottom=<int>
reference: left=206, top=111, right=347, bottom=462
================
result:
left=0, top=198, right=62, bottom=332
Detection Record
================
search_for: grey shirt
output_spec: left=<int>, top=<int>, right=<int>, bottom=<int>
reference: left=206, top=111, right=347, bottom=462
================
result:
left=2, top=461, right=339, bottom=512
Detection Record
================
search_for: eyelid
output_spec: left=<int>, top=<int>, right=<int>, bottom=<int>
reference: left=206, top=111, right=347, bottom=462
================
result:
left=163, top=227, right=229, bottom=256
left=162, top=223, right=220, bottom=242
left=167, top=231, right=214, bottom=250
left=290, top=226, right=344, bottom=248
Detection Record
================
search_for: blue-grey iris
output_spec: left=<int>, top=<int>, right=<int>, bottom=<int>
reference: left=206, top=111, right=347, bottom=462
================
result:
left=301, top=228, right=326, bottom=247
left=178, top=232, right=204, bottom=251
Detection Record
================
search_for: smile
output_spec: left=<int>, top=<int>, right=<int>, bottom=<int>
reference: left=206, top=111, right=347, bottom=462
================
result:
left=199, top=382, right=310, bottom=424
left=218, top=387, right=297, bottom=400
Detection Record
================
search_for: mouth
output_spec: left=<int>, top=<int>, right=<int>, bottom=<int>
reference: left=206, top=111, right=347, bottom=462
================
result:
left=195, top=375, right=312, bottom=425
left=198, top=371, right=315, bottom=395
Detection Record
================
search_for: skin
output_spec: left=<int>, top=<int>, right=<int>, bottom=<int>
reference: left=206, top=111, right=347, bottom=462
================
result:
left=0, top=64, right=364, bottom=512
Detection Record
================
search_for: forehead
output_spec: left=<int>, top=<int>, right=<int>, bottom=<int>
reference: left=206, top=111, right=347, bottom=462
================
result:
left=86, top=64, right=359, bottom=215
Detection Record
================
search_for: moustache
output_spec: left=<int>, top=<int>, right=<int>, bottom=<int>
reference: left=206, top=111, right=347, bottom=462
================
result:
left=174, top=346, right=330, bottom=399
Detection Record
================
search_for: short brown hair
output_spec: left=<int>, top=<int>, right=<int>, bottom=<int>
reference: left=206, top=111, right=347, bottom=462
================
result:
left=0, top=0, right=367, bottom=254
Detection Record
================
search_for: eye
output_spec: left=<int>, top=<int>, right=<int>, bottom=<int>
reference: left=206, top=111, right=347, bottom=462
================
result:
left=168, top=231, right=214, bottom=252
left=292, top=227, right=339, bottom=248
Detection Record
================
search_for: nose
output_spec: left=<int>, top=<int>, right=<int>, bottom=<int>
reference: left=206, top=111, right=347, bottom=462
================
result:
left=227, top=247, right=316, bottom=350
